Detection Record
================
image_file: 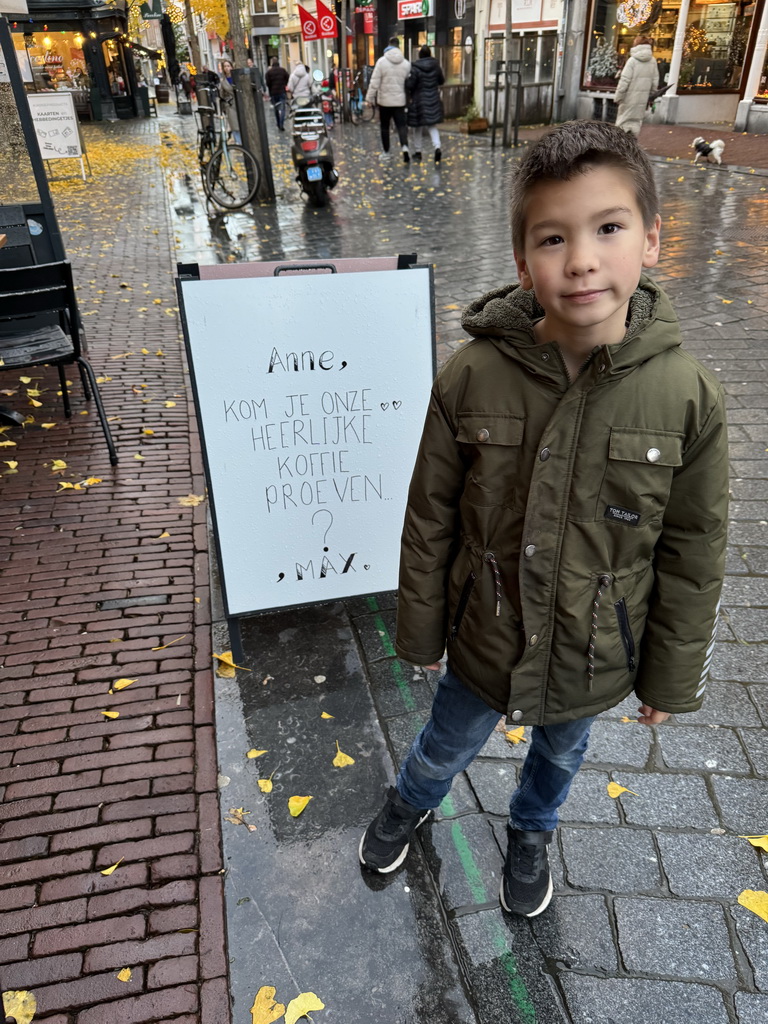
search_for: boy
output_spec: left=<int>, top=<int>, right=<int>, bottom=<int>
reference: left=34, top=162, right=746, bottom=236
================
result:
left=359, top=121, right=728, bottom=918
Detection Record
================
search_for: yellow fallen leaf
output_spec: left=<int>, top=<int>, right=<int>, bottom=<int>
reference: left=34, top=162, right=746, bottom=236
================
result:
left=4, top=460, right=18, bottom=470
left=607, top=781, right=638, bottom=798
left=112, top=678, right=137, bottom=691
left=117, top=967, right=132, bottom=982
left=333, top=740, right=355, bottom=767
left=620, top=716, right=633, bottom=723
left=258, top=773, right=275, bottom=794
left=247, top=749, right=268, bottom=759
left=216, top=660, right=236, bottom=679
left=225, top=807, right=257, bottom=832
left=250, top=986, right=285, bottom=1024
left=101, top=856, right=124, bottom=876
left=111, top=351, right=134, bottom=359
left=141, top=348, right=150, bottom=355
left=157, top=530, right=171, bottom=538
left=28, top=398, right=42, bottom=407
left=288, top=795, right=312, bottom=817
left=739, top=834, right=768, bottom=853
left=58, top=481, right=74, bottom=490
left=504, top=727, right=527, bottom=745
left=677, top=175, right=685, bottom=181
left=178, top=493, right=205, bottom=507
left=101, top=710, right=120, bottom=719
left=83, top=477, right=103, bottom=486
left=214, top=651, right=250, bottom=672
left=0, top=439, right=17, bottom=447
left=134, top=453, right=145, bottom=461
left=142, top=428, right=155, bottom=436
left=26, top=387, right=42, bottom=397
left=51, top=459, right=67, bottom=471
left=164, top=401, right=177, bottom=408
left=738, top=889, right=768, bottom=923
left=19, top=376, right=32, bottom=383
left=722, top=299, right=733, bottom=304
left=153, top=298, right=162, bottom=304
left=320, top=712, right=334, bottom=719
left=152, top=635, right=187, bottom=651
left=2, top=990, right=37, bottom=1024
left=41, top=422, right=57, bottom=429
left=285, top=992, right=325, bottom=1024
left=156, top=349, right=165, bottom=357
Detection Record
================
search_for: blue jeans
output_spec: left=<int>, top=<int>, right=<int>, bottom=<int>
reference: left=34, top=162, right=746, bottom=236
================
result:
left=396, top=667, right=595, bottom=831
left=271, top=94, right=286, bottom=129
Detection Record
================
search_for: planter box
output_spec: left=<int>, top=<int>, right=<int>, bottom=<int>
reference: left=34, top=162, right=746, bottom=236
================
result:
left=460, top=118, right=488, bottom=134
left=156, top=85, right=170, bottom=103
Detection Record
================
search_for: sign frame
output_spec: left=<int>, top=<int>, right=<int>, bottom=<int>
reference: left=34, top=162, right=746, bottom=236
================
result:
left=27, top=92, right=91, bottom=181
left=176, top=256, right=436, bottom=652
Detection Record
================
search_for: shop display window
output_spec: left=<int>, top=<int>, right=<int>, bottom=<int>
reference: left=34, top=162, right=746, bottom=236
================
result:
left=583, top=0, right=754, bottom=92
left=15, top=30, right=90, bottom=91
left=679, top=1, right=753, bottom=90
left=757, top=40, right=768, bottom=100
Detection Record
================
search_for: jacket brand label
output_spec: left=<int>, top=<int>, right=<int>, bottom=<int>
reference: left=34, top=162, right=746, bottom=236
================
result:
left=604, top=505, right=641, bottom=527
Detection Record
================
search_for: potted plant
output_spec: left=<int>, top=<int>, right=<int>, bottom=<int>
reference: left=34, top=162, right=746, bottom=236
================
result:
left=459, top=101, right=488, bottom=134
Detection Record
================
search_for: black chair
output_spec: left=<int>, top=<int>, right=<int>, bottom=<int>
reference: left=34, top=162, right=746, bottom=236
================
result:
left=0, top=260, right=118, bottom=465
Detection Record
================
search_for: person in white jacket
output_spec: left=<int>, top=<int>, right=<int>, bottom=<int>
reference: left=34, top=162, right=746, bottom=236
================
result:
left=615, top=35, right=659, bottom=138
left=365, top=37, right=411, bottom=162
left=287, top=61, right=312, bottom=107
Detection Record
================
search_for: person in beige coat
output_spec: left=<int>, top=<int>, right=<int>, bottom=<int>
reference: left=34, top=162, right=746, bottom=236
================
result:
left=365, top=37, right=411, bottom=162
left=615, top=36, right=659, bottom=138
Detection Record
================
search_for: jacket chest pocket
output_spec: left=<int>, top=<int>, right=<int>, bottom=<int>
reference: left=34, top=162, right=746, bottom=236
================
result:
left=456, top=414, right=527, bottom=511
left=599, top=427, right=684, bottom=522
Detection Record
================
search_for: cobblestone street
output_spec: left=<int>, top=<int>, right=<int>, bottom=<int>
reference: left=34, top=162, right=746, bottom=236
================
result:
left=1, top=104, right=767, bottom=1024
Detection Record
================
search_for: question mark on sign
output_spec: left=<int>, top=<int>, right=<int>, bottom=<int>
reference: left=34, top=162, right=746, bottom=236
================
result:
left=312, top=509, right=334, bottom=552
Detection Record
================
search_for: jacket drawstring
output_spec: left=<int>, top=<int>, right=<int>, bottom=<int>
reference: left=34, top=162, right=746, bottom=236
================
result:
left=588, top=574, right=612, bottom=690
left=484, top=551, right=502, bottom=617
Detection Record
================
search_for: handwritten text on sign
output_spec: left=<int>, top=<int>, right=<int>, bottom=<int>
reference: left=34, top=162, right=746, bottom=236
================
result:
left=179, top=268, right=434, bottom=615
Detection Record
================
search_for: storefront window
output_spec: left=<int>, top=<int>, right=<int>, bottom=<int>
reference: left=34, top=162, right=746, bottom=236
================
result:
left=17, top=30, right=90, bottom=91
left=584, top=0, right=754, bottom=91
left=757, top=41, right=768, bottom=100
left=679, top=1, right=753, bottom=90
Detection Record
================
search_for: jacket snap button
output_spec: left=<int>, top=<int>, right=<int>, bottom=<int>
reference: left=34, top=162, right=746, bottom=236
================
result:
left=597, top=363, right=606, bottom=373
left=510, top=710, right=524, bottom=722
left=646, top=447, right=661, bottom=463
left=541, top=352, right=550, bottom=361
left=529, top=634, right=539, bottom=646
left=476, top=428, right=490, bottom=442
left=524, top=544, right=536, bottom=557
left=540, top=447, right=550, bottom=461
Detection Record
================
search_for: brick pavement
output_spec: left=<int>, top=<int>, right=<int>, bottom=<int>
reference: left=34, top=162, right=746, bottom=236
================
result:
left=0, top=120, right=225, bottom=1022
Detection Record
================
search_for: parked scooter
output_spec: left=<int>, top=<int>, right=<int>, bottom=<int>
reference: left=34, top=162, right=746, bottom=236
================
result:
left=289, top=70, right=338, bottom=207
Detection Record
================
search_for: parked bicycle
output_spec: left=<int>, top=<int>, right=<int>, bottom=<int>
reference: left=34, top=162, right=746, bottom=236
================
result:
left=196, top=83, right=261, bottom=210
left=348, top=71, right=375, bottom=125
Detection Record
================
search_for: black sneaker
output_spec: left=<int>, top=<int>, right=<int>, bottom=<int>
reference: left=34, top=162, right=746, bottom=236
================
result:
left=402, top=147, right=410, bottom=164
left=434, top=148, right=442, bottom=163
left=500, top=827, right=554, bottom=917
left=359, top=786, right=431, bottom=873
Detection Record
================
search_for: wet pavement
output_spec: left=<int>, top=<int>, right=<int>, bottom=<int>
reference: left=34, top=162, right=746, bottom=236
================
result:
left=0, top=101, right=766, bottom=1024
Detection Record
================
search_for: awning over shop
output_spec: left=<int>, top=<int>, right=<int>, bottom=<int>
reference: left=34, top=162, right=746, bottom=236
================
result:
left=128, top=41, right=162, bottom=59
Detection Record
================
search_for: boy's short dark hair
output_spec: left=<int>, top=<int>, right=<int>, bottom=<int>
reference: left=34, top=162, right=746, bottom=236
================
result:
left=510, top=120, right=659, bottom=254
left=388, top=36, right=400, bottom=47
left=419, top=45, right=431, bottom=58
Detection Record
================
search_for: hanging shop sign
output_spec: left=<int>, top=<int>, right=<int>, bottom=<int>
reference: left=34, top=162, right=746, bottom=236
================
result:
left=398, top=0, right=433, bottom=20
left=316, top=0, right=338, bottom=38
left=298, top=4, right=319, bottom=40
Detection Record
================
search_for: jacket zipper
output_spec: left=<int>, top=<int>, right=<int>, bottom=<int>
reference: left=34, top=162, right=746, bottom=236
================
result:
left=614, top=598, right=637, bottom=672
left=450, top=572, right=477, bottom=640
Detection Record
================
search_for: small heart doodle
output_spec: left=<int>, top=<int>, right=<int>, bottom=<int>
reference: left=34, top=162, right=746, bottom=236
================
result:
left=364, top=564, right=370, bottom=570
left=380, top=403, right=389, bottom=411
left=392, top=400, right=402, bottom=410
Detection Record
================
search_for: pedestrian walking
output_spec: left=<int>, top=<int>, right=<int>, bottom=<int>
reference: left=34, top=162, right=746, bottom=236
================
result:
left=245, top=56, right=265, bottom=95
left=406, top=45, right=445, bottom=163
left=615, top=35, right=659, bottom=138
left=265, top=56, right=289, bottom=130
left=219, top=59, right=241, bottom=145
left=359, top=120, right=729, bottom=921
left=287, top=60, right=312, bottom=108
left=365, top=37, right=411, bottom=163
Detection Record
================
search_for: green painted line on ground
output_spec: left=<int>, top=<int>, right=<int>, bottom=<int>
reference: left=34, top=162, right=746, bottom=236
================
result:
left=367, top=596, right=537, bottom=1023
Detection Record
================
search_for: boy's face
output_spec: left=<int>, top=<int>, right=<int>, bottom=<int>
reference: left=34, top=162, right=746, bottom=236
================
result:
left=514, top=165, right=661, bottom=348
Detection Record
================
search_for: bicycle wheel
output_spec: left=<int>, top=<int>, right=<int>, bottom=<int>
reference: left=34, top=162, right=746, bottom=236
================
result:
left=205, top=144, right=261, bottom=210
left=349, top=98, right=362, bottom=125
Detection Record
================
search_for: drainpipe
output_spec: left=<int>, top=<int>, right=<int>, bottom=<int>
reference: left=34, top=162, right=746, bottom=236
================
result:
left=734, top=0, right=768, bottom=130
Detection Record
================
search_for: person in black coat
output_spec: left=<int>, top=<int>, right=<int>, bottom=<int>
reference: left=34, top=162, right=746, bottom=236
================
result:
left=406, top=46, right=445, bottom=163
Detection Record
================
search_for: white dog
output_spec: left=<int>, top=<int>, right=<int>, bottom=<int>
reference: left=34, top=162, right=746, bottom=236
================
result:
left=692, top=137, right=725, bottom=165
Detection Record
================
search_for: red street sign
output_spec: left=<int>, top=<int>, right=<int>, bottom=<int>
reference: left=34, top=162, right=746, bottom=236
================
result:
left=298, top=4, right=319, bottom=40
left=316, top=0, right=338, bottom=38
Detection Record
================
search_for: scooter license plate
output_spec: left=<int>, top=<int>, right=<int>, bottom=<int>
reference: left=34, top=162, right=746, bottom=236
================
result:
left=306, top=166, right=323, bottom=181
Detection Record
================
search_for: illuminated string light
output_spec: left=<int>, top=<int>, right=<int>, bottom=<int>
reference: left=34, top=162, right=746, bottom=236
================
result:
left=617, top=0, right=652, bottom=27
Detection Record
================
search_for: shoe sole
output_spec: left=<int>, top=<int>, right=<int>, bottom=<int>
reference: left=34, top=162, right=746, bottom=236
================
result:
left=358, top=810, right=431, bottom=873
left=499, top=873, right=553, bottom=917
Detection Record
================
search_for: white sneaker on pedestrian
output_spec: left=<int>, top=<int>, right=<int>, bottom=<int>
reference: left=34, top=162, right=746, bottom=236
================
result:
left=380, top=151, right=392, bottom=161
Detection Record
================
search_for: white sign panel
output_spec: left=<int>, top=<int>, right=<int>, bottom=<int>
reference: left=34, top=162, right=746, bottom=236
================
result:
left=0, top=41, right=32, bottom=83
left=27, top=93, right=83, bottom=159
left=179, top=267, right=435, bottom=617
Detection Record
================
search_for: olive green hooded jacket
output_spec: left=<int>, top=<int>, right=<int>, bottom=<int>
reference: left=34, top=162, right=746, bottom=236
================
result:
left=395, top=277, right=728, bottom=725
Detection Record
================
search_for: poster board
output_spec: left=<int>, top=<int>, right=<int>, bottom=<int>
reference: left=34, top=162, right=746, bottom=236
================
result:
left=27, top=92, right=89, bottom=180
left=178, top=260, right=435, bottom=618
left=0, top=40, right=32, bottom=83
